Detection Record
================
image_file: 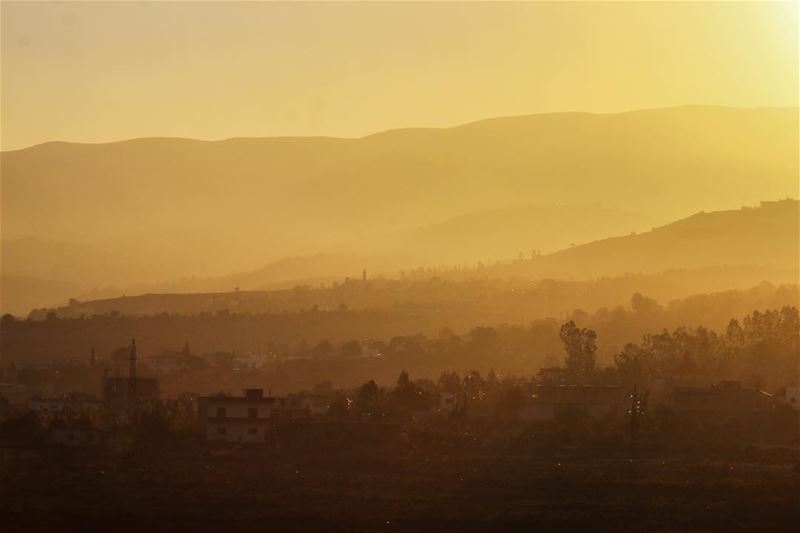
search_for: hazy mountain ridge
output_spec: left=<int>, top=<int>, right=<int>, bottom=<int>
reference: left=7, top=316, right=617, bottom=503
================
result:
left=461, top=198, right=799, bottom=281
left=2, top=106, right=797, bottom=314
left=28, top=199, right=800, bottom=320
left=3, top=106, right=796, bottom=262
left=0, top=203, right=660, bottom=314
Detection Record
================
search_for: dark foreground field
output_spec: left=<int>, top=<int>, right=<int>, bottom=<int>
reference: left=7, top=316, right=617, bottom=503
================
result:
left=1, top=436, right=798, bottom=533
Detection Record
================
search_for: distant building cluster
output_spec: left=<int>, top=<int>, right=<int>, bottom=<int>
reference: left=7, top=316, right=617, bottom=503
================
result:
left=1, top=335, right=798, bottom=448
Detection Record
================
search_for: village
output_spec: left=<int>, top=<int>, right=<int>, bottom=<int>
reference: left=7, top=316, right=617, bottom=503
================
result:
left=2, top=336, right=797, bottom=450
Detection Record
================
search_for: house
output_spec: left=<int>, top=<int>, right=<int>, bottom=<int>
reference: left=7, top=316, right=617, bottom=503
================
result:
left=671, top=381, right=773, bottom=417
left=199, top=389, right=278, bottom=443
left=29, top=393, right=104, bottom=421
left=520, top=385, right=627, bottom=422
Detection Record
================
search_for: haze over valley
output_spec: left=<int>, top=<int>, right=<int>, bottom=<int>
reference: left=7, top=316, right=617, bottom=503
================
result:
left=2, top=106, right=797, bottom=315
left=2, top=2, right=799, bottom=531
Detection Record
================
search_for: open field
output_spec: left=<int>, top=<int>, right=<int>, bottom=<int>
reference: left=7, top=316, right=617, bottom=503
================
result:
left=2, top=434, right=798, bottom=532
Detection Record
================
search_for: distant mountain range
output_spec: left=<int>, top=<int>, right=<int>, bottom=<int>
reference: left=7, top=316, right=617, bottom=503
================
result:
left=28, top=199, right=800, bottom=319
left=1, top=203, right=659, bottom=314
left=1, top=105, right=797, bottom=314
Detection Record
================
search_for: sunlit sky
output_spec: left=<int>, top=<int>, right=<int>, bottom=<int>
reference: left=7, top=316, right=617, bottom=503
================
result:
left=1, top=1, right=798, bottom=150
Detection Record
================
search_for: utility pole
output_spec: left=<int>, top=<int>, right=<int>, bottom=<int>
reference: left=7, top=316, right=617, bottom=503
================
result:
left=129, top=338, right=137, bottom=410
left=629, top=384, right=645, bottom=477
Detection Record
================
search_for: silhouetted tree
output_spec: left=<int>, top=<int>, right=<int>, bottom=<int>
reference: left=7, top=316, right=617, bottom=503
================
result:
left=438, top=371, right=461, bottom=393
left=463, top=370, right=486, bottom=400
left=328, top=395, right=350, bottom=420
left=631, top=293, right=662, bottom=314
left=559, top=321, right=597, bottom=382
left=340, top=339, right=362, bottom=357
left=356, top=380, right=380, bottom=419
left=496, top=387, right=526, bottom=419
left=394, top=369, right=429, bottom=412
left=314, top=339, right=334, bottom=355
left=313, top=380, right=334, bottom=396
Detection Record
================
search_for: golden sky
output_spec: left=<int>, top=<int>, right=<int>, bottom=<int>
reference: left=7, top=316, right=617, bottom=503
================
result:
left=1, top=1, right=797, bottom=150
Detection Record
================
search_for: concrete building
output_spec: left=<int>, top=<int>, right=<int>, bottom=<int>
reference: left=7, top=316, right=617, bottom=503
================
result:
left=199, top=389, right=278, bottom=443
left=102, top=338, right=160, bottom=414
left=29, top=393, right=103, bottom=420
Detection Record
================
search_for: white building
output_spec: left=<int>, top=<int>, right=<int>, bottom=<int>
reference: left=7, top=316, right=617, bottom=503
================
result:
left=198, top=389, right=277, bottom=443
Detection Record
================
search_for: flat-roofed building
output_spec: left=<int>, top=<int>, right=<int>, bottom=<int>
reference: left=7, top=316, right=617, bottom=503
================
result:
left=29, top=393, right=103, bottom=420
left=199, top=389, right=277, bottom=443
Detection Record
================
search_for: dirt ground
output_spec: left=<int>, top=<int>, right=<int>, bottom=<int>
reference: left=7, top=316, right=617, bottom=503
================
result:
left=1, top=437, right=798, bottom=532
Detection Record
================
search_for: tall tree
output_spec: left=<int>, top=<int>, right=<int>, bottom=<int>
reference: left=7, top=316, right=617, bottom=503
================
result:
left=559, top=320, right=597, bottom=382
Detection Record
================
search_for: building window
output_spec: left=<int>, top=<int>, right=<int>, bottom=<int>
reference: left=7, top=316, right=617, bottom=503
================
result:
left=248, top=427, right=258, bottom=435
left=248, top=407, right=257, bottom=418
left=216, top=426, right=227, bottom=436
left=216, top=407, right=226, bottom=418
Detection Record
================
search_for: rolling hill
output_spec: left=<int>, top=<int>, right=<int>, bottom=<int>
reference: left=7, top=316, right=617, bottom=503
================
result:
left=1, top=105, right=797, bottom=313
left=32, top=199, right=800, bottom=319
left=463, top=198, right=799, bottom=281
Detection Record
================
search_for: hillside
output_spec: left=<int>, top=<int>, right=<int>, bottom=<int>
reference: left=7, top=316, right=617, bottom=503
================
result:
left=7, top=282, right=798, bottom=368
left=0, top=202, right=656, bottom=315
left=1, top=105, right=797, bottom=312
left=28, top=200, right=799, bottom=320
left=461, top=199, right=799, bottom=281
left=391, top=204, right=659, bottom=263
